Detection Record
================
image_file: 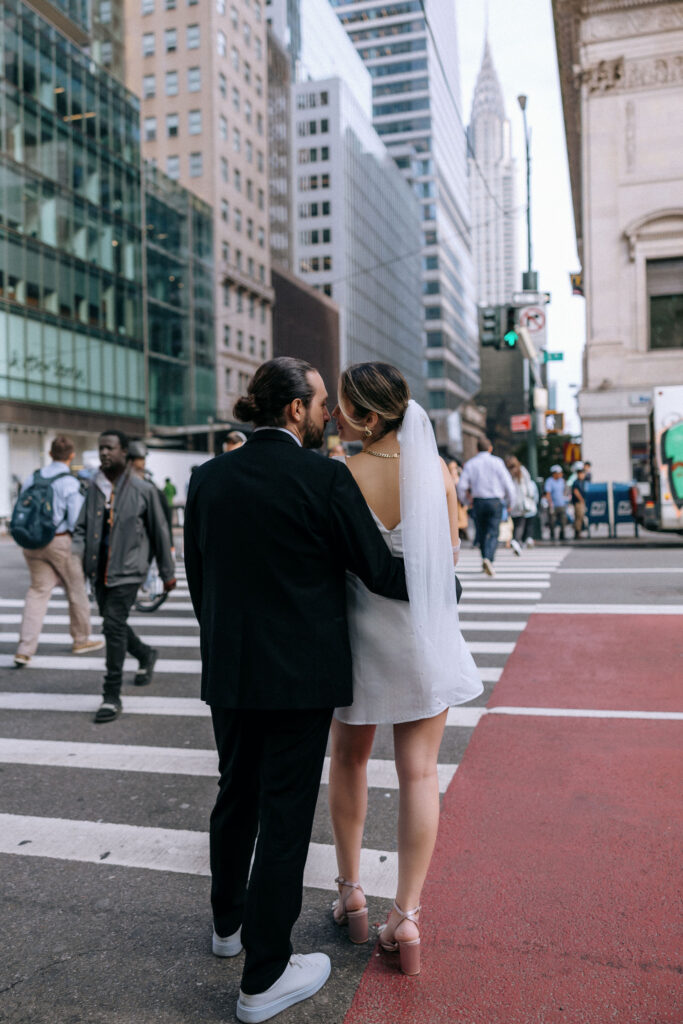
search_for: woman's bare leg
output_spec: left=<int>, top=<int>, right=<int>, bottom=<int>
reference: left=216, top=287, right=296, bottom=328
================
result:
left=385, top=710, right=448, bottom=942
left=328, top=718, right=376, bottom=912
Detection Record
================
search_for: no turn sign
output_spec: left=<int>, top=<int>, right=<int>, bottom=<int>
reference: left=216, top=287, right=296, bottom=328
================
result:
left=519, top=307, right=546, bottom=332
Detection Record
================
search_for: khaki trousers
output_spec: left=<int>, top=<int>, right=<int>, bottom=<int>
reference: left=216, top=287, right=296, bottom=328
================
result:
left=17, top=534, right=92, bottom=656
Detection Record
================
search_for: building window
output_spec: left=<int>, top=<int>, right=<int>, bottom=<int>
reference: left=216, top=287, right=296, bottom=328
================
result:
left=142, top=0, right=154, bottom=14
left=243, top=21, right=251, bottom=45
left=260, top=302, right=266, bottom=324
left=248, top=257, right=254, bottom=277
left=143, top=74, right=156, bottom=98
left=100, top=0, right=112, bottom=22
left=233, top=128, right=241, bottom=152
left=244, top=61, right=251, bottom=84
left=260, top=339, right=266, bottom=358
left=231, top=46, right=239, bottom=70
left=220, top=156, right=228, bottom=181
left=257, top=150, right=264, bottom=172
left=259, top=264, right=265, bottom=282
left=144, top=116, right=157, bottom=141
left=186, top=24, right=199, bottom=48
left=232, top=86, right=240, bottom=112
left=255, top=75, right=262, bottom=97
left=166, top=112, right=179, bottom=137
left=254, top=0, right=261, bottom=19
left=165, top=0, right=176, bottom=8
left=236, top=289, right=243, bottom=313
left=188, top=66, right=201, bottom=91
left=249, top=335, right=255, bottom=354
left=245, top=100, right=252, bottom=125
left=648, top=258, right=683, bottom=349
left=189, top=151, right=203, bottom=177
left=254, top=37, right=261, bottom=59
left=221, top=199, right=229, bottom=222
left=217, top=0, right=225, bottom=12
left=235, top=209, right=242, bottom=232
left=225, top=367, right=232, bottom=390
left=222, top=241, right=230, bottom=261
left=257, top=227, right=264, bottom=248
left=236, top=250, right=242, bottom=269
left=230, top=4, right=238, bottom=28
left=165, top=70, right=179, bottom=96
left=234, top=168, right=242, bottom=191
left=246, top=217, right=253, bottom=240
left=101, top=41, right=113, bottom=64
left=166, top=155, right=180, bottom=179
left=219, top=115, right=228, bottom=140
left=219, top=72, right=227, bottom=98
left=143, top=33, right=155, bottom=56
left=223, top=282, right=231, bottom=306
left=257, top=189, right=263, bottom=210
left=237, top=330, right=244, bottom=351
left=256, top=113, right=263, bottom=136
left=246, top=140, right=253, bottom=163
left=165, top=28, right=177, bottom=51
left=189, top=109, right=202, bottom=134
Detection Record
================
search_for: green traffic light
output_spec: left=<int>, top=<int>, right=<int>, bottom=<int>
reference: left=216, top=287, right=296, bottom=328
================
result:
left=503, top=330, right=518, bottom=348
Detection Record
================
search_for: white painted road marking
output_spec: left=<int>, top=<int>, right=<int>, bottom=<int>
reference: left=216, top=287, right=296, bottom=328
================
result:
left=0, top=738, right=457, bottom=792
left=0, top=813, right=399, bottom=898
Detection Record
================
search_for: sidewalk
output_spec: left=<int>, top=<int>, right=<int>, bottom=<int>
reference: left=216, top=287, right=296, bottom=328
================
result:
left=344, top=615, right=682, bottom=1024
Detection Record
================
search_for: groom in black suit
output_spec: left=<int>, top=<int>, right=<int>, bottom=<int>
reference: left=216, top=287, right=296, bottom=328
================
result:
left=184, top=357, right=407, bottom=1023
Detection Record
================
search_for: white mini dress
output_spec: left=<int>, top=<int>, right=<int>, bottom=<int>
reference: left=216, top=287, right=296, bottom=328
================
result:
left=335, top=509, right=482, bottom=726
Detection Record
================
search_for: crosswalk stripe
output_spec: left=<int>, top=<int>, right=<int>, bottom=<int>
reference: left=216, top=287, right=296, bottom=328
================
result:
left=0, top=614, right=198, bottom=627
left=0, top=598, right=198, bottom=612
left=0, top=691, right=492, bottom=728
left=0, top=738, right=457, bottom=792
left=0, top=633, right=514, bottom=656
left=0, top=656, right=503, bottom=682
left=456, top=591, right=543, bottom=600
left=533, top=604, right=683, bottom=615
left=0, top=813, right=399, bottom=898
left=456, top=573, right=551, bottom=581
left=458, top=581, right=550, bottom=590
left=459, top=604, right=539, bottom=614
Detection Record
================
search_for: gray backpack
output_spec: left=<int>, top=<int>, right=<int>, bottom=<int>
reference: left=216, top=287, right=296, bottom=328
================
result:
left=10, top=471, right=70, bottom=549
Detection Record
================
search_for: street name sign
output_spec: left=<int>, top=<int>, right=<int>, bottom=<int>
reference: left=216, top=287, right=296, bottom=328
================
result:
left=543, top=351, right=564, bottom=362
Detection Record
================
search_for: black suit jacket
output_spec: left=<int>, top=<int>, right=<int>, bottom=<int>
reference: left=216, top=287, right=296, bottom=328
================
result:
left=184, top=430, right=408, bottom=710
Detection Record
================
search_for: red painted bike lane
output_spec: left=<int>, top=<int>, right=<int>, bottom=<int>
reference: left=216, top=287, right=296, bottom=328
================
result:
left=344, top=616, right=682, bottom=1024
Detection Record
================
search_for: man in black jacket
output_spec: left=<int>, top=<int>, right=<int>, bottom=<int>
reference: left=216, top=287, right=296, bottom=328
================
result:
left=73, top=430, right=176, bottom=723
left=184, top=358, right=407, bottom=1023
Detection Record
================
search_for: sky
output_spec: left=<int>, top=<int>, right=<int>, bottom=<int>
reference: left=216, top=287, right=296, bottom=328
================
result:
left=455, top=0, right=584, bottom=434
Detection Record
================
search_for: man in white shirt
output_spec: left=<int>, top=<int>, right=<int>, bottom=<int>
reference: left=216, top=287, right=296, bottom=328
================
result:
left=14, top=436, right=104, bottom=666
left=457, top=438, right=516, bottom=576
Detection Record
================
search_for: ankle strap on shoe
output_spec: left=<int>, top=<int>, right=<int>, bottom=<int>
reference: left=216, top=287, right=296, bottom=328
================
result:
left=335, top=876, right=362, bottom=890
left=393, top=901, right=421, bottom=923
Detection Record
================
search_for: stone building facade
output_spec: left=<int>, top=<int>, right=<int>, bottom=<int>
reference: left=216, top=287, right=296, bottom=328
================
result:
left=553, top=0, right=683, bottom=481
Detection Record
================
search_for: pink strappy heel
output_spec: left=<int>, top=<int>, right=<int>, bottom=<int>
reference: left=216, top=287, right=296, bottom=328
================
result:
left=331, top=876, right=369, bottom=944
left=378, top=901, right=421, bottom=976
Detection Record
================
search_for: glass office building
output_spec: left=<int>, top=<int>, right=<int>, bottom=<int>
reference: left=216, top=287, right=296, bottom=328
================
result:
left=144, top=164, right=215, bottom=427
left=0, top=0, right=145, bottom=422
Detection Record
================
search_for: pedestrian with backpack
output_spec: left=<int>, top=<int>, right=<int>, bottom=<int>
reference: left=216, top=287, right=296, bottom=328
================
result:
left=11, top=436, right=104, bottom=667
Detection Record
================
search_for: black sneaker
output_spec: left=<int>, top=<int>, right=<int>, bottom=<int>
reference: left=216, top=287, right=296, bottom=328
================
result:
left=94, top=698, right=122, bottom=723
left=134, top=648, right=159, bottom=686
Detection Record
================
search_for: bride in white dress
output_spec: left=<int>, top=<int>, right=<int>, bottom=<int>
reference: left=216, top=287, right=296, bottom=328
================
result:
left=329, top=362, right=482, bottom=976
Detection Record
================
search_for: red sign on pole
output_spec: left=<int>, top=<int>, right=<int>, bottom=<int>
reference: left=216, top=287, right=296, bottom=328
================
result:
left=510, top=413, right=532, bottom=433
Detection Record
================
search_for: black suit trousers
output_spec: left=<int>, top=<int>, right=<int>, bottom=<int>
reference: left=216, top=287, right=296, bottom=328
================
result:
left=210, top=706, right=333, bottom=994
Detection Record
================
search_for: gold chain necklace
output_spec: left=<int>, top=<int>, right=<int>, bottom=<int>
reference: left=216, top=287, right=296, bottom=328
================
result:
left=364, top=448, right=400, bottom=459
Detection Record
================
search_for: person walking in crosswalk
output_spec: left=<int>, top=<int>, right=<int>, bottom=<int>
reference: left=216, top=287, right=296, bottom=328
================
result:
left=72, top=430, right=176, bottom=724
left=456, top=438, right=516, bottom=577
left=13, top=435, right=104, bottom=668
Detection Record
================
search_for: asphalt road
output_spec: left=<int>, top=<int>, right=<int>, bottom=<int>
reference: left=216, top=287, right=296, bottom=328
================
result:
left=0, top=532, right=681, bottom=1024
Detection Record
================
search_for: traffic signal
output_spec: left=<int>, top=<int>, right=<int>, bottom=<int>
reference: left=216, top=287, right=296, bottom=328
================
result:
left=478, top=305, right=502, bottom=347
left=503, top=306, right=519, bottom=348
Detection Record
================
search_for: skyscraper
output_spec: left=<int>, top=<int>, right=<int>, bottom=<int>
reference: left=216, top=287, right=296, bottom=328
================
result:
left=332, top=0, right=480, bottom=446
left=468, top=38, right=517, bottom=307
left=268, top=0, right=425, bottom=402
left=125, top=0, right=273, bottom=420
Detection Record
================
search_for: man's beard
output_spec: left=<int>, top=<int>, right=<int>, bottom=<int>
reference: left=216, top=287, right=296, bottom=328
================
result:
left=301, top=411, right=325, bottom=449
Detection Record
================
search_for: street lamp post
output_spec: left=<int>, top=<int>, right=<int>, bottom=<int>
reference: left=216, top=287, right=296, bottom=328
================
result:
left=517, top=95, right=537, bottom=293
left=517, top=95, right=539, bottom=484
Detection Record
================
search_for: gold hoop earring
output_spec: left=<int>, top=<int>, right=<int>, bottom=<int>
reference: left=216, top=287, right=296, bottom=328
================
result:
left=363, top=426, right=372, bottom=438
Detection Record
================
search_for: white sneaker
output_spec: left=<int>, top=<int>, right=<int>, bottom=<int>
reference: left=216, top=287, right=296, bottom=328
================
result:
left=525, top=538, right=535, bottom=549
left=236, top=953, right=331, bottom=1023
left=510, top=539, right=522, bottom=557
left=212, top=925, right=242, bottom=957
left=482, top=558, right=496, bottom=577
